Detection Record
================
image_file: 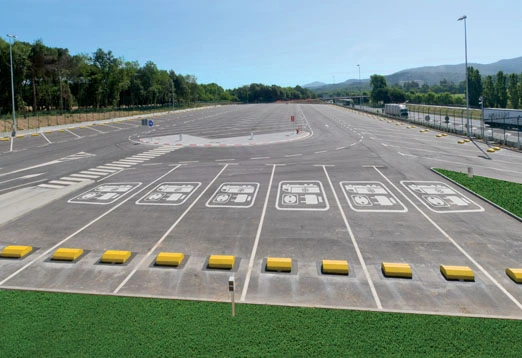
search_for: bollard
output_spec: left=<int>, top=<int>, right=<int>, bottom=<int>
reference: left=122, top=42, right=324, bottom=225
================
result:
left=179, top=133, right=182, bottom=141
left=468, top=167, right=474, bottom=178
left=249, top=131, right=254, bottom=140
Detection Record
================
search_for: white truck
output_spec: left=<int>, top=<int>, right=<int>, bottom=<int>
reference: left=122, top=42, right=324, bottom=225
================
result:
left=384, top=103, right=408, bottom=118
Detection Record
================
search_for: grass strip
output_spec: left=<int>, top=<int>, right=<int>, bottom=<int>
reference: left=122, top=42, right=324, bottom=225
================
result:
left=433, top=168, right=522, bottom=218
left=1, top=290, right=521, bottom=357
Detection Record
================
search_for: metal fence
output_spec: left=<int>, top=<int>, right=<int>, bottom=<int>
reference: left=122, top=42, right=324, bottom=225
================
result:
left=349, top=104, right=522, bottom=150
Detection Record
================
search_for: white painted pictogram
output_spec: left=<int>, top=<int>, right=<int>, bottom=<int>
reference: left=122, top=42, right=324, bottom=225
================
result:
left=68, top=182, right=142, bottom=205
left=206, top=182, right=259, bottom=208
left=136, top=182, right=201, bottom=205
left=401, top=181, right=484, bottom=213
left=276, top=181, right=329, bottom=211
left=340, top=181, right=407, bottom=212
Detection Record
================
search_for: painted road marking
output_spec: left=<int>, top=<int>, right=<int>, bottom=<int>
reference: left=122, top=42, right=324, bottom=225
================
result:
left=374, top=167, right=522, bottom=311
left=250, top=157, right=270, bottom=160
left=340, top=181, right=407, bottom=213
left=71, top=173, right=99, bottom=179
left=401, top=181, right=484, bottom=213
left=206, top=182, right=260, bottom=208
left=49, top=180, right=80, bottom=185
left=108, top=163, right=132, bottom=168
left=68, top=182, right=142, bottom=205
left=136, top=182, right=201, bottom=206
left=322, top=166, right=382, bottom=309
left=241, top=164, right=278, bottom=302
left=276, top=180, right=329, bottom=211
left=80, top=171, right=108, bottom=176
left=37, top=183, right=64, bottom=189
left=113, top=165, right=230, bottom=294
left=60, top=176, right=90, bottom=182
left=0, top=166, right=182, bottom=287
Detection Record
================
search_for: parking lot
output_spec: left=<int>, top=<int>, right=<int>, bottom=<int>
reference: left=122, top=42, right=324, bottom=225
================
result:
left=1, top=103, right=522, bottom=319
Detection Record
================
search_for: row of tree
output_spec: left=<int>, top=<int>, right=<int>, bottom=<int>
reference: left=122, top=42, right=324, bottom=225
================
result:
left=0, top=38, right=315, bottom=116
left=370, top=68, right=522, bottom=109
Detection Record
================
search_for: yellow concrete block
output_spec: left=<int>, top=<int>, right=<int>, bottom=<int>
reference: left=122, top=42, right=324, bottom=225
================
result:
left=493, top=146, right=501, bottom=151
left=52, top=248, right=84, bottom=261
left=440, top=265, right=474, bottom=281
left=487, top=148, right=496, bottom=153
left=442, top=133, right=448, bottom=136
left=458, top=140, right=466, bottom=144
left=0, top=137, right=9, bottom=141
left=436, top=134, right=443, bottom=137
left=80, top=126, right=86, bottom=128
left=16, top=134, right=25, bottom=138
left=45, top=130, right=53, bottom=133
left=31, top=133, right=40, bottom=137
left=381, top=262, right=412, bottom=278
left=58, top=129, right=65, bottom=132
left=464, top=139, right=471, bottom=143
left=266, top=257, right=292, bottom=272
left=155, top=252, right=184, bottom=267
left=208, top=255, right=235, bottom=269
left=1, top=245, right=32, bottom=258
left=506, top=268, right=522, bottom=283
left=101, top=250, right=131, bottom=264
left=322, top=260, right=349, bottom=275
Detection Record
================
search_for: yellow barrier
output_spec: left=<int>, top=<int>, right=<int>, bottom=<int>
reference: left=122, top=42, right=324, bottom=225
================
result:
left=440, top=265, right=474, bottom=281
left=155, top=252, right=184, bottom=267
left=208, top=255, right=235, bottom=269
left=381, top=262, right=412, bottom=278
left=464, top=139, right=471, bottom=143
left=493, top=146, right=501, bottom=151
left=31, top=133, right=40, bottom=137
left=52, top=248, right=84, bottom=261
left=0, top=137, right=9, bottom=141
left=101, top=250, right=131, bottom=264
left=266, top=257, right=292, bottom=272
left=506, top=268, right=522, bottom=283
left=16, top=134, right=24, bottom=138
left=487, top=148, right=496, bottom=153
left=436, top=134, right=443, bottom=138
left=321, top=260, right=349, bottom=275
left=0, top=245, right=33, bottom=258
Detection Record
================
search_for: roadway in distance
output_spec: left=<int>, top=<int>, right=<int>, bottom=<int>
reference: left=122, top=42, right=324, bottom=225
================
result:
left=1, top=103, right=522, bottom=319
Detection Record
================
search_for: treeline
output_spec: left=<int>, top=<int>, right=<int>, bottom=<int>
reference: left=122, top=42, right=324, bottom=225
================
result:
left=0, top=38, right=315, bottom=116
left=370, top=67, right=522, bottom=109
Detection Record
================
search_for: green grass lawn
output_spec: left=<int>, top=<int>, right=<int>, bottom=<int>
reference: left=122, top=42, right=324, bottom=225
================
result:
left=1, top=290, right=522, bottom=357
left=433, top=168, right=522, bottom=218
left=3, top=170, right=522, bottom=357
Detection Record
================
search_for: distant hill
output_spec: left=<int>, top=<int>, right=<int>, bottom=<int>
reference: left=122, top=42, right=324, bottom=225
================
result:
left=305, top=56, right=522, bottom=92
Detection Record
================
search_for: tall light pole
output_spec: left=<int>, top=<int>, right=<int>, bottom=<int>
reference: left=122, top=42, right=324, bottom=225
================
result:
left=7, top=34, right=17, bottom=139
left=357, top=64, right=361, bottom=108
left=458, top=15, right=470, bottom=138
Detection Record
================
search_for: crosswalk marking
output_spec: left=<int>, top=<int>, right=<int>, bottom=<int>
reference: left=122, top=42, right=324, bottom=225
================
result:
left=71, top=173, right=99, bottom=179
left=79, top=170, right=108, bottom=176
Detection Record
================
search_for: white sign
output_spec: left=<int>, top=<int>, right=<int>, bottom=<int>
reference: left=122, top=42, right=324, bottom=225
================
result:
left=68, top=182, right=142, bottom=205
left=276, top=181, right=329, bottom=211
left=206, top=182, right=259, bottom=208
left=340, top=181, right=407, bottom=212
left=401, top=181, right=484, bottom=213
left=136, top=182, right=201, bottom=205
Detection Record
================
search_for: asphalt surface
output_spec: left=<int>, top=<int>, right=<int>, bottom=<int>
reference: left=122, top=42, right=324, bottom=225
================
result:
left=1, top=103, right=522, bottom=319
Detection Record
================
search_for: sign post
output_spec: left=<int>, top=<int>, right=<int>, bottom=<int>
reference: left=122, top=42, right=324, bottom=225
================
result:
left=229, top=276, right=235, bottom=317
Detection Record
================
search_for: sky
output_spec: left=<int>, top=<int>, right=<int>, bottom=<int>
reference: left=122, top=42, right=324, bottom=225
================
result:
left=2, top=0, right=521, bottom=89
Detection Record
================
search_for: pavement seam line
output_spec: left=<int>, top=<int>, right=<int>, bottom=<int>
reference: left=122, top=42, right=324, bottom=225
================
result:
left=322, top=165, right=383, bottom=310
left=240, top=164, right=277, bottom=302
left=113, top=164, right=230, bottom=294
left=373, top=166, right=522, bottom=311
left=0, top=165, right=182, bottom=287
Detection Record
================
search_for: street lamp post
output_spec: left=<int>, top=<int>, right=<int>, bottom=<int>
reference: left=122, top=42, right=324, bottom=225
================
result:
left=357, top=64, right=361, bottom=109
left=7, top=34, right=17, bottom=139
left=457, top=16, right=470, bottom=138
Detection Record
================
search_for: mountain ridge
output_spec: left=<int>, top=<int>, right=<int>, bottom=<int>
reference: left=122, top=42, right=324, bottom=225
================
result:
left=304, top=56, right=522, bottom=91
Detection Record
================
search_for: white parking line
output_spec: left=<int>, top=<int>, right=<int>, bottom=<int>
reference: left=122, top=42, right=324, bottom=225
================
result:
left=0, top=165, right=183, bottom=287
left=109, top=163, right=132, bottom=168
left=250, top=157, right=270, bottom=160
left=373, top=166, right=522, bottom=311
left=80, top=171, right=107, bottom=176
left=37, top=183, right=64, bottom=189
left=49, top=180, right=79, bottom=185
left=322, top=165, right=382, bottom=309
left=60, top=176, right=90, bottom=182
left=113, top=164, right=230, bottom=294
left=240, top=164, right=278, bottom=302
left=96, top=166, right=121, bottom=172
left=65, top=129, right=82, bottom=138
left=284, top=154, right=302, bottom=157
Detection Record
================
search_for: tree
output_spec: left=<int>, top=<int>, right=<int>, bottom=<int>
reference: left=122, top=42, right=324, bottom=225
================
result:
left=508, top=73, right=520, bottom=109
left=467, top=66, right=482, bottom=107
left=370, top=75, right=387, bottom=104
left=482, top=75, right=495, bottom=107
left=495, top=71, right=508, bottom=108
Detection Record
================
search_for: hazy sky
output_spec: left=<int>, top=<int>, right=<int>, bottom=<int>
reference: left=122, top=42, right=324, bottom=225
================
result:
left=2, top=0, right=521, bottom=89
